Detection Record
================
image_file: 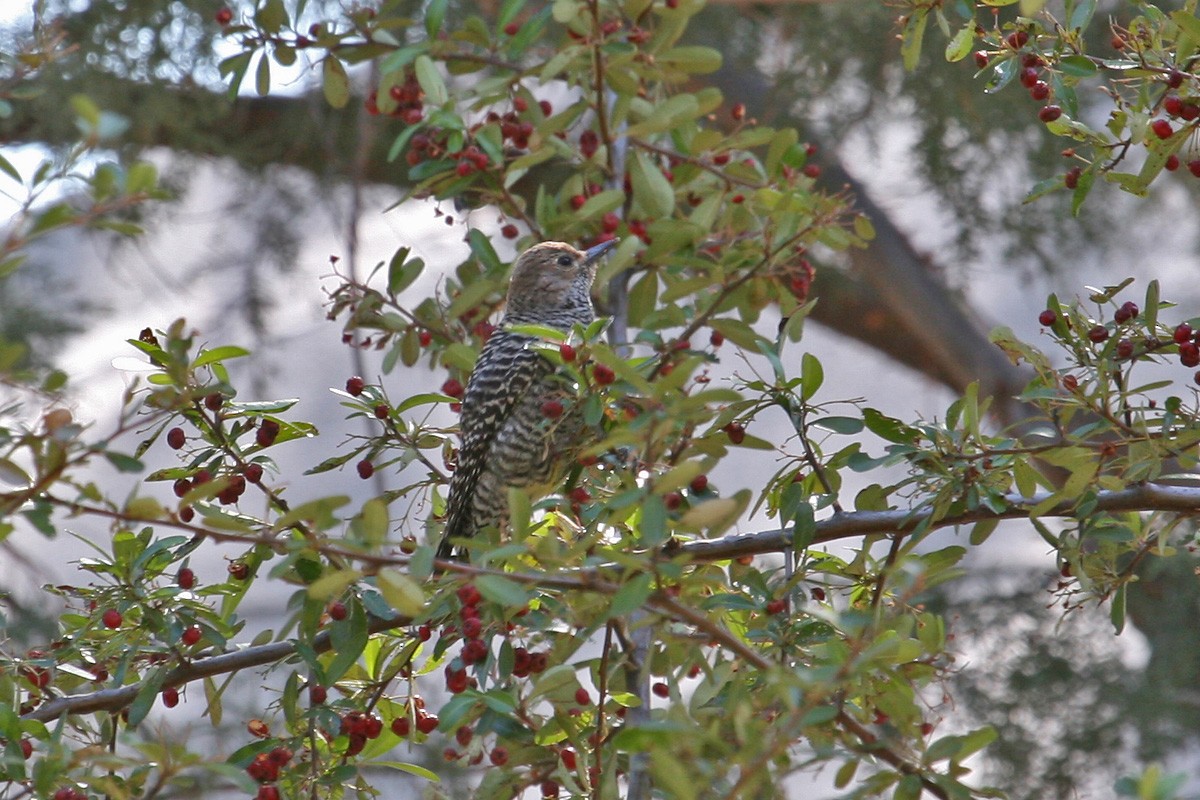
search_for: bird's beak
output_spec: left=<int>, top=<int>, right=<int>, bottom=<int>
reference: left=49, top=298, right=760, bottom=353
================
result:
left=583, top=239, right=619, bottom=264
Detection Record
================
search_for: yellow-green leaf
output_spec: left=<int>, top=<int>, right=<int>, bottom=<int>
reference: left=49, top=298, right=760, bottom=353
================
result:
left=377, top=568, right=426, bottom=616
left=322, top=57, right=350, bottom=108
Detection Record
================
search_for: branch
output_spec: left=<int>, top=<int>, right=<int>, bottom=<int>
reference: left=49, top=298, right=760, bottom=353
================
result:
left=22, top=614, right=411, bottom=724
left=674, top=482, right=1200, bottom=562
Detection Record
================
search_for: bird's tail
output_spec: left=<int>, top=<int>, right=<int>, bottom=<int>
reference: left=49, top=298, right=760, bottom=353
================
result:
left=437, top=487, right=471, bottom=561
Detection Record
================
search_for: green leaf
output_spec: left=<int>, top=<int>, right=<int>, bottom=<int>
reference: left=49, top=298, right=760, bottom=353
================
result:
left=0, top=152, right=21, bottom=183
left=255, top=0, right=288, bottom=32
left=475, top=575, right=529, bottom=608
left=307, top=568, right=362, bottom=600
left=193, top=346, right=251, bottom=368
left=425, top=0, right=447, bottom=37
left=322, top=57, right=350, bottom=108
left=388, top=249, right=425, bottom=295
left=610, top=572, right=653, bottom=618
left=104, top=452, right=144, bottom=473
left=325, top=600, right=369, bottom=682
left=1110, top=583, right=1126, bottom=634
left=800, top=352, right=823, bottom=401
left=630, top=152, right=675, bottom=218
left=900, top=8, right=928, bottom=71
left=377, top=568, right=426, bottom=616
left=945, top=23, right=975, bottom=62
left=255, top=52, right=271, bottom=96
left=414, top=55, right=448, bottom=105
left=656, top=46, right=722, bottom=75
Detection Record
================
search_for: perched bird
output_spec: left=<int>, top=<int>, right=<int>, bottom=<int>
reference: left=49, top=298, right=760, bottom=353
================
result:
left=437, top=239, right=618, bottom=560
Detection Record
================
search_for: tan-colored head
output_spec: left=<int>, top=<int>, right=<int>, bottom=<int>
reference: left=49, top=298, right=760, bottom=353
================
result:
left=504, top=240, right=617, bottom=321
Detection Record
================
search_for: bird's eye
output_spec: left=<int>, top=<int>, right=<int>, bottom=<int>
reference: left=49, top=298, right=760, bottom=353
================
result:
left=556, top=254, right=574, bottom=267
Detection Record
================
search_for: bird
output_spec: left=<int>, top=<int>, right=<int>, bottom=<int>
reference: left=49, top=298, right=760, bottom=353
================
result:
left=437, top=238, right=618, bottom=560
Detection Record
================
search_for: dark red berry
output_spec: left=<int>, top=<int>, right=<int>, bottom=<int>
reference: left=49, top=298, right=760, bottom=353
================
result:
left=1029, top=81, right=1049, bottom=101
left=166, top=427, right=186, bottom=449
left=181, top=625, right=202, bottom=646
left=161, top=687, right=180, bottom=708
left=204, top=392, right=223, bottom=411
left=1062, top=374, right=1079, bottom=391
left=1116, top=339, right=1135, bottom=359
left=766, top=599, right=786, bottom=614
left=490, top=746, right=508, bottom=765
left=244, top=463, right=264, bottom=483
left=723, top=422, right=745, bottom=444
left=1151, top=118, right=1174, bottom=139
left=1038, top=309, right=1057, bottom=326
left=652, top=681, right=670, bottom=698
left=1039, top=105, right=1063, bottom=123
left=1181, top=341, right=1200, bottom=367
left=561, top=748, right=577, bottom=769
left=1174, top=323, right=1194, bottom=343
left=309, top=685, right=327, bottom=704
left=228, top=561, right=249, bottom=580
left=592, top=364, right=615, bottom=385
left=442, top=378, right=464, bottom=398
left=973, top=51, right=989, bottom=69
left=418, top=330, right=433, bottom=347
left=327, top=601, right=348, bottom=621
left=1165, top=95, right=1185, bottom=116
left=574, top=687, right=591, bottom=706
left=416, top=714, right=439, bottom=734
left=102, top=609, right=122, bottom=629
left=731, top=102, right=746, bottom=121
left=503, top=21, right=519, bottom=35
left=177, top=567, right=195, bottom=589
left=1167, top=154, right=1181, bottom=171
left=1064, top=167, right=1081, bottom=189
left=501, top=224, right=519, bottom=239
left=356, top=459, right=375, bottom=480
left=346, top=376, right=365, bottom=396
left=215, top=6, right=233, bottom=25
left=1114, top=301, right=1139, bottom=323
left=690, top=474, right=709, bottom=493
left=1088, top=325, right=1110, bottom=343
left=1189, top=159, right=1200, bottom=178
left=391, top=717, right=410, bottom=735
left=540, top=400, right=564, bottom=419
left=256, top=419, right=280, bottom=447
left=1005, top=31, right=1029, bottom=49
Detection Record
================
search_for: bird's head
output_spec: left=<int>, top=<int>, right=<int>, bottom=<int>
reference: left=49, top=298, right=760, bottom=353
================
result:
left=505, top=240, right=617, bottom=317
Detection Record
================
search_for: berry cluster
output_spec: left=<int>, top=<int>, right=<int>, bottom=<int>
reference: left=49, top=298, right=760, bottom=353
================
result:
left=365, top=70, right=424, bottom=123
left=245, top=745, right=295, bottom=799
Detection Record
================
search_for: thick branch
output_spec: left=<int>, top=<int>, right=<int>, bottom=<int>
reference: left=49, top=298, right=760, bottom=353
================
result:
left=22, top=613, right=411, bottom=723
left=674, top=482, right=1200, bottom=562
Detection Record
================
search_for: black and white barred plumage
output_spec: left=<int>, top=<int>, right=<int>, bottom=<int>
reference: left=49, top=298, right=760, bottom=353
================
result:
left=437, top=240, right=617, bottom=560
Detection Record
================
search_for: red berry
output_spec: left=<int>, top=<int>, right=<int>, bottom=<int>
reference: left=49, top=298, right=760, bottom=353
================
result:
left=442, top=378, right=464, bottom=398
left=574, top=687, right=591, bottom=706
left=709, top=330, right=724, bottom=347
left=417, top=624, right=432, bottom=641
left=652, top=681, right=670, bottom=698
left=490, top=746, right=509, bottom=765
left=580, top=130, right=599, bottom=159
left=1038, top=105, right=1063, bottom=123
left=664, top=491, right=683, bottom=510
left=181, top=625, right=202, bottom=646
left=501, top=224, right=519, bottom=239
left=374, top=404, right=389, bottom=420
left=811, top=587, right=826, bottom=601
left=1181, top=341, right=1200, bottom=367
left=204, top=392, right=223, bottom=411
left=256, top=419, right=280, bottom=447
left=541, top=781, right=560, bottom=798
left=455, top=726, right=473, bottom=747
left=256, top=786, right=279, bottom=800
left=1062, top=374, right=1079, bottom=391
left=102, top=609, right=122, bottom=629
left=418, top=330, right=433, bottom=347
left=215, top=6, right=233, bottom=25
left=1038, top=309, right=1057, bottom=326
left=503, top=21, right=519, bottom=35
left=1168, top=69, right=1185, bottom=88
left=346, top=376, right=365, bottom=396
left=730, top=193, right=745, bottom=204
left=173, top=477, right=191, bottom=498
left=1029, top=81, right=1050, bottom=101
left=328, top=601, right=348, bottom=621
left=1167, top=154, right=1182, bottom=171
left=1005, top=30, right=1029, bottom=49
left=1174, top=323, right=1194, bottom=343
left=561, top=747, right=577, bottom=769
left=228, top=561, right=249, bottom=580
left=19, top=739, right=32, bottom=759
left=309, top=685, right=327, bottom=705
left=177, top=567, right=195, bottom=589
left=559, top=343, right=577, bottom=362
left=569, top=486, right=591, bottom=504
left=162, top=687, right=180, bottom=708
left=166, top=427, right=186, bottom=449
left=1114, top=301, right=1139, bottom=323
left=1064, top=167, right=1081, bottom=189
left=1116, top=338, right=1135, bottom=359
left=1087, top=325, right=1110, bottom=343
left=462, top=616, right=483, bottom=638
left=973, top=51, right=989, bottom=69
left=1151, top=118, right=1174, bottom=139
left=1019, top=67, right=1039, bottom=88
left=540, top=399, right=564, bottom=419
left=765, top=599, right=786, bottom=614
left=416, top=714, right=439, bottom=734
left=592, top=364, right=615, bottom=385
left=723, top=422, right=745, bottom=444
left=731, top=102, right=746, bottom=121
left=690, top=474, right=709, bottom=493
left=1165, top=95, right=1185, bottom=116
left=244, top=463, right=264, bottom=483
left=356, top=459, right=375, bottom=479
left=179, top=505, right=195, bottom=522
left=570, top=194, right=586, bottom=210
left=391, top=717, right=410, bottom=736
left=1189, top=159, right=1200, bottom=178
